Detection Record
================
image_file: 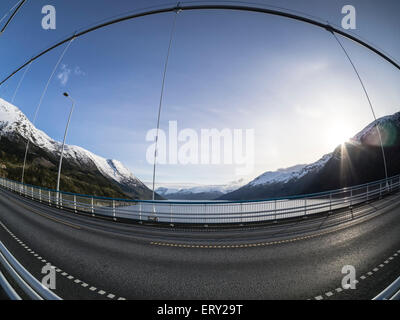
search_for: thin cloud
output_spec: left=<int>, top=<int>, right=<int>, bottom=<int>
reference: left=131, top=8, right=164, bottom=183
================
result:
left=74, top=66, right=86, bottom=76
left=57, top=64, right=86, bottom=86
left=57, top=64, right=71, bottom=86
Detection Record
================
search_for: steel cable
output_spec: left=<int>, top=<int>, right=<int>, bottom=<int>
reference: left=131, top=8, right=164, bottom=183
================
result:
left=329, top=30, right=389, bottom=182
left=21, top=37, right=75, bottom=184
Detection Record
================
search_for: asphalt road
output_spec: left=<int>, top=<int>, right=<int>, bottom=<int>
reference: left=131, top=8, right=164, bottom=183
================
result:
left=0, top=186, right=400, bottom=300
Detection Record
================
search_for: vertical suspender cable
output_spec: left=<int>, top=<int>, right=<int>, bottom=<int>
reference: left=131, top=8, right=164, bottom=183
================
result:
left=11, top=61, right=31, bottom=103
left=329, top=30, right=388, bottom=182
left=0, top=81, right=10, bottom=97
left=21, top=37, right=75, bottom=184
left=152, top=9, right=180, bottom=201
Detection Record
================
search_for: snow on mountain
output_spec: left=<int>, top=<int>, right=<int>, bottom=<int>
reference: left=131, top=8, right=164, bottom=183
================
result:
left=0, top=98, right=59, bottom=152
left=351, top=111, right=400, bottom=145
left=156, top=187, right=180, bottom=196
left=0, top=98, right=142, bottom=188
left=156, top=178, right=248, bottom=197
left=248, top=154, right=332, bottom=187
left=240, top=111, right=400, bottom=190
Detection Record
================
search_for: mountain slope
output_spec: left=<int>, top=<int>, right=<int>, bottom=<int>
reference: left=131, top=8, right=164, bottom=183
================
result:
left=0, top=98, right=157, bottom=199
left=221, top=111, right=400, bottom=200
left=156, top=178, right=247, bottom=200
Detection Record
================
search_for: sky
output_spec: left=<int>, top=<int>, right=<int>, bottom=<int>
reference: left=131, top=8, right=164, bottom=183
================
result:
left=0, top=0, right=399, bottom=188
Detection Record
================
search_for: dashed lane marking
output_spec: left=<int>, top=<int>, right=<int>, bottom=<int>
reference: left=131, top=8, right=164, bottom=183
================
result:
left=311, top=249, right=400, bottom=300
left=0, top=220, right=125, bottom=300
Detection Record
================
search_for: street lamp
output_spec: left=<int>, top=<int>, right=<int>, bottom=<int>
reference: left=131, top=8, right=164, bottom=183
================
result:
left=56, top=92, right=75, bottom=200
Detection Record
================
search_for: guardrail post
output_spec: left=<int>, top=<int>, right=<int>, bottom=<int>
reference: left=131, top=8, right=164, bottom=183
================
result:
left=49, top=190, right=51, bottom=206
left=350, top=188, right=353, bottom=208
left=60, top=193, right=63, bottom=209
left=274, top=200, right=277, bottom=221
left=31, top=186, right=33, bottom=200
left=74, top=195, right=77, bottom=213
left=304, top=198, right=307, bottom=217
left=112, top=200, right=116, bottom=221
left=329, top=193, right=332, bottom=212
left=91, top=197, right=94, bottom=216
left=139, top=203, right=142, bottom=222
left=39, top=189, right=42, bottom=203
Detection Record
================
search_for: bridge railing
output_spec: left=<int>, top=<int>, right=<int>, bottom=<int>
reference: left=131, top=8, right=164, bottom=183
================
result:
left=0, top=239, right=61, bottom=300
left=0, top=175, right=399, bottom=225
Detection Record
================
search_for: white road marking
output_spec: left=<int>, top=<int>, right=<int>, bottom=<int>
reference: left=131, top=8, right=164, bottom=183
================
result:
left=0, top=220, right=126, bottom=300
left=310, top=247, right=400, bottom=300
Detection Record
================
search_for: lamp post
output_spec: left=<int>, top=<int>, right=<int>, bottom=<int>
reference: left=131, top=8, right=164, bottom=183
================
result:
left=56, top=92, right=75, bottom=202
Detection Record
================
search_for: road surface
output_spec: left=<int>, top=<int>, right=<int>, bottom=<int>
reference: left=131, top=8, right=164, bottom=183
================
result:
left=0, top=186, right=400, bottom=300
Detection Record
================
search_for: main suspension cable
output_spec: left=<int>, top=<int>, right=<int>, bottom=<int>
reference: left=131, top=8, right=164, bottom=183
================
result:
left=0, top=0, right=22, bottom=24
left=0, top=0, right=27, bottom=35
left=329, top=29, right=388, bottom=181
left=1, top=2, right=399, bottom=88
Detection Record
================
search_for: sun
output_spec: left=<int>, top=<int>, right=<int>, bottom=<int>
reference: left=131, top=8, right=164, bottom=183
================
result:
left=325, top=121, right=355, bottom=149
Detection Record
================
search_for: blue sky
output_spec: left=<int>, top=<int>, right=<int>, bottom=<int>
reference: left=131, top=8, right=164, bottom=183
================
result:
left=0, top=0, right=399, bottom=187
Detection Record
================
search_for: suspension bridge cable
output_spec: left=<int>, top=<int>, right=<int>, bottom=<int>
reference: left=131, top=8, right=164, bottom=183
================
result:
left=21, top=37, right=75, bottom=184
left=152, top=9, right=180, bottom=201
left=1, top=1, right=399, bottom=88
left=0, top=0, right=27, bottom=35
left=329, top=29, right=388, bottom=181
left=0, top=0, right=21, bottom=25
left=0, top=81, right=10, bottom=97
left=11, top=61, right=31, bottom=104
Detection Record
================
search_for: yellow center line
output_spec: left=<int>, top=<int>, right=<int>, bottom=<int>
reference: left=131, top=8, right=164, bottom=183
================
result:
left=149, top=223, right=356, bottom=249
left=149, top=196, right=400, bottom=249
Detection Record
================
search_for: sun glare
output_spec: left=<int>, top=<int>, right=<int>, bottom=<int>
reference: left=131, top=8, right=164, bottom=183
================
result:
left=326, top=122, right=354, bottom=149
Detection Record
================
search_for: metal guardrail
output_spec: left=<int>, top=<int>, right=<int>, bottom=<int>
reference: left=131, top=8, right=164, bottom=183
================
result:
left=373, top=276, right=400, bottom=300
left=0, top=175, right=399, bottom=225
left=0, top=241, right=62, bottom=300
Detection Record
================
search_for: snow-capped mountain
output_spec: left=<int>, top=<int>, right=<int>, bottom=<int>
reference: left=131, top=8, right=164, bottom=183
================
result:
left=221, top=111, right=400, bottom=200
left=248, top=154, right=332, bottom=187
left=156, top=178, right=248, bottom=200
left=351, top=112, right=400, bottom=146
left=0, top=98, right=155, bottom=199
